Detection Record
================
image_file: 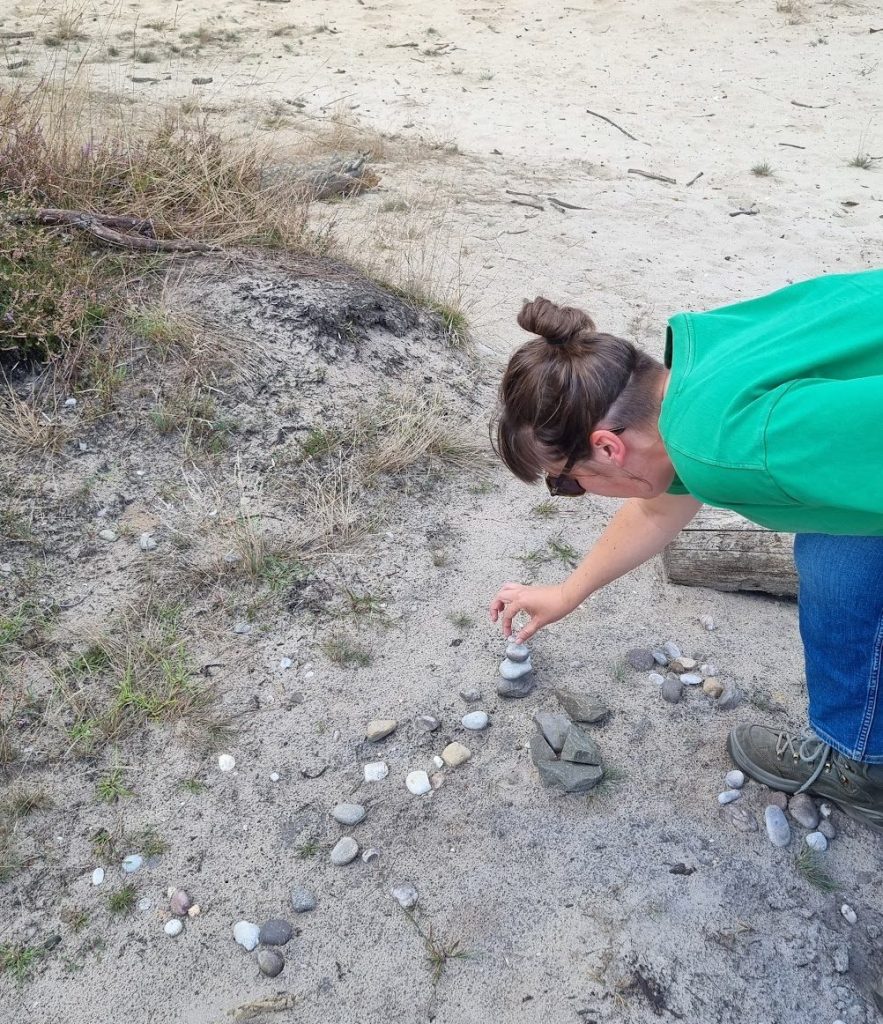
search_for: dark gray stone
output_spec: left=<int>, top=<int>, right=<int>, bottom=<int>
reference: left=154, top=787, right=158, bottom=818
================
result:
left=788, top=792, right=819, bottom=830
left=497, top=676, right=535, bottom=699
left=257, top=948, right=285, bottom=977
left=291, top=886, right=316, bottom=913
left=529, top=731, right=556, bottom=766
left=533, top=712, right=571, bottom=753
left=715, top=683, right=742, bottom=711
left=651, top=649, right=669, bottom=666
left=554, top=688, right=609, bottom=723
left=626, top=648, right=656, bottom=672
left=559, top=724, right=602, bottom=765
left=818, top=819, right=836, bottom=840
left=259, top=919, right=294, bottom=946
left=537, top=760, right=603, bottom=794
left=661, top=677, right=683, bottom=704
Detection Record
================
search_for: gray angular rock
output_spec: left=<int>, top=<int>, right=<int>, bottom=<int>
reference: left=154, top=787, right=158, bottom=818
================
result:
left=537, top=760, right=603, bottom=794
left=259, top=919, right=293, bottom=946
left=662, top=641, right=682, bottom=660
left=715, top=683, right=742, bottom=711
left=529, top=731, right=556, bottom=766
left=291, top=886, right=317, bottom=913
left=459, top=687, right=482, bottom=703
left=818, top=819, right=836, bottom=841
left=497, top=674, right=535, bottom=699
left=257, top=948, right=285, bottom=977
left=330, top=837, right=359, bottom=865
left=332, top=803, right=366, bottom=826
left=554, top=689, right=609, bottom=723
left=764, top=805, right=791, bottom=847
left=788, top=792, right=820, bottom=830
left=416, top=714, right=440, bottom=731
left=626, top=648, right=656, bottom=672
left=651, top=649, right=669, bottom=667
left=391, top=883, right=418, bottom=910
left=730, top=805, right=758, bottom=833
left=661, top=677, right=683, bottom=704
left=559, top=724, right=602, bottom=765
left=533, top=712, right=571, bottom=753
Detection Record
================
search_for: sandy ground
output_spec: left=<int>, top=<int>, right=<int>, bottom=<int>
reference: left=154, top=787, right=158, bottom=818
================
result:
left=2, top=1, right=883, bottom=1022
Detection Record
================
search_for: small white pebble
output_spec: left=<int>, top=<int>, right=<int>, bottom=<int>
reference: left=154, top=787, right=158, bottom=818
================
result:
left=218, top=754, right=236, bottom=772
left=406, top=770, right=431, bottom=795
left=432, top=755, right=444, bottom=769
left=364, top=761, right=389, bottom=782
left=699, top=614, right=716, bottom=631
left=725, top=769, right=745, bottom=789
left=91, top=868, right=105, bottom=886
left=680, top=673, right=703, bottom=686
left=718, top=790, right=741, bottom=805
left=64, top=397, right=77, bottom=409
left=304, top=671, right=315, bottom=681
left=461, top=711, right=489, bottom=730
left=840, top=904, right=857, bottom=925
left=279, top=657, right=293, bottom=670
left=164, top=919, right=183, bottom=937
left=820, top=802, right=833, bottom=818
left=138, top=533, right=157, bottom=552
left=269, top=772, right=280, bottom=782
left=187, top=905, right=201, bottom=918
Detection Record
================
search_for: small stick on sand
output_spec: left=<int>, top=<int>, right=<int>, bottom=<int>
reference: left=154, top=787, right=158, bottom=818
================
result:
left=628, top=168, right=677, bottom=185
left=510, top=199, right=545, bottom=211
left=729, top=206, right=759, bottom=217
left=548, top=197, right=588, bottom=210
left=685, top=171, right=704, bottom=187
left=778, top=142, right=806, bottom=149
left=229, top=993, right=297, bottom=1020
left=586, top=108, right=639, bottom=141
left=0, top=31, right=35, bottom=39
left=791, top=100, right=829, bottom=109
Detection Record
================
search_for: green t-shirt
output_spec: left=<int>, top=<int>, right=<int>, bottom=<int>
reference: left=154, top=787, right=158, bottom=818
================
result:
left=659, top=270, right=883, bottom=536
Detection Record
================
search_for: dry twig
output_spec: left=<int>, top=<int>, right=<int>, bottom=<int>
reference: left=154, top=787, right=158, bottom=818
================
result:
left=586, top=108, right=639, bottom=141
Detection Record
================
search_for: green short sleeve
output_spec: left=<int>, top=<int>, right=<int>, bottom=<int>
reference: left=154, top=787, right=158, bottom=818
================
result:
left=666, top=473, right=690, bottom=496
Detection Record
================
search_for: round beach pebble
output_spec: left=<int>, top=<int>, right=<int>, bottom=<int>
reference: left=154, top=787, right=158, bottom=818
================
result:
left=291, top=886, right=317, bottom=913
left=406, top=770, right=431, bottom=796
left=170, top=889, right=192, bottom=916
left=363, top=761, right=389, bottom=782
left=121, top=854, right=143, bottom=874
left=332, top=803, right=366, bottom=826
left=257, top=948, right=285, bottom=978
left=461, top=711, right=489, bottom=731
left=259, top=919, right=293, bottom=946
left=788, top=792, right=820, bottom=830
left=805, top=832, right=828, bottom=853
left=661, top=677, right=683, bottom=704
left=218, top=754, right=236, bottom=772
left=718, top=790, right=741, bottom=805
left=164, top=919, right=184, bottom=937
left=702, top=678, right=724, bottom=699
left=840, top=903, right=857, bottom=925
left=330, top=837, right=359, bottom=865
left=725, top=769, right=745, bottom=790
left=91, top=868, right=105, bottom=886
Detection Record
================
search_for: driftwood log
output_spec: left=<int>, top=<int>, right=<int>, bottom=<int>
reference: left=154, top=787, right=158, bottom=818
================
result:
left=662, top=507, right=798, bottom=597
left=9, top=208, right=219, bottom=253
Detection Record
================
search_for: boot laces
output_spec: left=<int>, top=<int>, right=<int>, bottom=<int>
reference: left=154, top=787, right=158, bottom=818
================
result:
left=775, top=729, right=859, bottom=794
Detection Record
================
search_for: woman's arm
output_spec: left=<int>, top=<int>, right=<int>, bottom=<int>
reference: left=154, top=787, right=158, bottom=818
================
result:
left=490, top=492, right=702, bottom=642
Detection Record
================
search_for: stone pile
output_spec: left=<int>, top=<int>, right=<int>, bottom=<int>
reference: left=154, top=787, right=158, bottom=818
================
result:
left=528, top=703, right=606, bottom=794
left=626, top=641, right=740, bottom=710
left=498, top=641, right=534, bottom=698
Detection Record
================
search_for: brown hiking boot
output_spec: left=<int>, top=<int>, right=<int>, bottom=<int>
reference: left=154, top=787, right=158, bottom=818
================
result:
left=727, top=724, right=883, bottom=834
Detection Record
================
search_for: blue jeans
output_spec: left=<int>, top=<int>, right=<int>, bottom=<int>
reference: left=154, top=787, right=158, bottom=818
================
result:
left=794, top=534, right=883, bottom=765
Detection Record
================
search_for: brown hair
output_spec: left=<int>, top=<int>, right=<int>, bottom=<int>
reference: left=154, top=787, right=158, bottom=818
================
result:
left=492, top=297, right=663, bottom=482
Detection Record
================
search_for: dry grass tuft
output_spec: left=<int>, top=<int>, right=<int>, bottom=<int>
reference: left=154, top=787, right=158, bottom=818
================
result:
left=0, top=388, right=69, bottom=454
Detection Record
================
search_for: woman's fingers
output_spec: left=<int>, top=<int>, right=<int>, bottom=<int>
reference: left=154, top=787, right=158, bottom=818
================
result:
left=500, top=599, right=523, bottom=638
left=515, top=616, right=542, bottom=644
left=489, top=583, right=524, bottom=622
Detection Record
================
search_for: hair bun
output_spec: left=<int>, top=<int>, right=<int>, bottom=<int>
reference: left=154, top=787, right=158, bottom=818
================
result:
left=517, top=297, right=596, bottom=346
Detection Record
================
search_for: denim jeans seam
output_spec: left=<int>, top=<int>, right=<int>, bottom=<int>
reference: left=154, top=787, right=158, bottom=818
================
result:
left=805, top=718, right=883, bottom=764
left=854, top=606, right=883, bottom=758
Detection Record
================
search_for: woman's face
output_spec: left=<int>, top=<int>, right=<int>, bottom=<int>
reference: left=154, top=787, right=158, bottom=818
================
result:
left=545, top=428, right=676, bottom=500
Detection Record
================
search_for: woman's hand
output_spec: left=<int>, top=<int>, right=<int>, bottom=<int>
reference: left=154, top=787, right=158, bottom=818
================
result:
left=489, top=582, right=577, bottom=643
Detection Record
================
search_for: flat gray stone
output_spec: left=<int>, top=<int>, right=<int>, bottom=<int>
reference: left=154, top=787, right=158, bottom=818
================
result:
left=415, top=714, right=440, bottom=731
left=715, top=683, right=742, bottom=711
left=497, top=675, right=535, bottom=699
left=291, top=886, right=316, bottom=913
left=529, top=731, right=556, bottom=766
left=332, top=803, right=366, bottom=826
left=554, top=688, right=608, bottom=723
left=651, top=649, right=669, bottom=666
left=499, top=657, right=532, bottom=680
left=459, top=687, right=482, bottom=703
left=257, top=948, right=285, bottom=977
left=533, top=712, right=571, bottom=753
left=626, top=648, right=656, bottom=672
left=559, top=724, right=602, bottom=765
left=661, top=677, right=683, bottom=704
left=259, top=919, right=293, bottom=946
left=818, top=819, right=836, bottom=840
left=537, top=760, right=603, bottom=794
left=662, top=641, right=682, bottom=660
left=505, top=642, right=531, bottom=663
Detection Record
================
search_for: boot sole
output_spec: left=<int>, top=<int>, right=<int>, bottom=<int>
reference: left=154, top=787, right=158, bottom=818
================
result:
left=726, top=732, right=883, bottom=835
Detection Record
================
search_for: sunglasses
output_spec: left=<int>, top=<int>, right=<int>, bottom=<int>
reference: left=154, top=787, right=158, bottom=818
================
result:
left=544, top=429, right=625, bottom=498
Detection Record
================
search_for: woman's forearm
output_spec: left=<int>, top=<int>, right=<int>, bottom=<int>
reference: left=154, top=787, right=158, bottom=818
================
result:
left=561, top=493, right=702, bottom=608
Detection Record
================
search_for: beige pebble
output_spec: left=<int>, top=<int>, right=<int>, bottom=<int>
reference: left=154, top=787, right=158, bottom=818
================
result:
left=441, top=742, right=472, bottom=767
left=187, top=905, right=201, bottom=918
left=366, top=719, right=397, bottom=742
left=702, top=677, right=724, bottom=698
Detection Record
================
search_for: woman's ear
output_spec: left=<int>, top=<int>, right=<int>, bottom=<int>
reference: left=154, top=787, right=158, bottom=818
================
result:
left=589, top=428, right=627, bottom=466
